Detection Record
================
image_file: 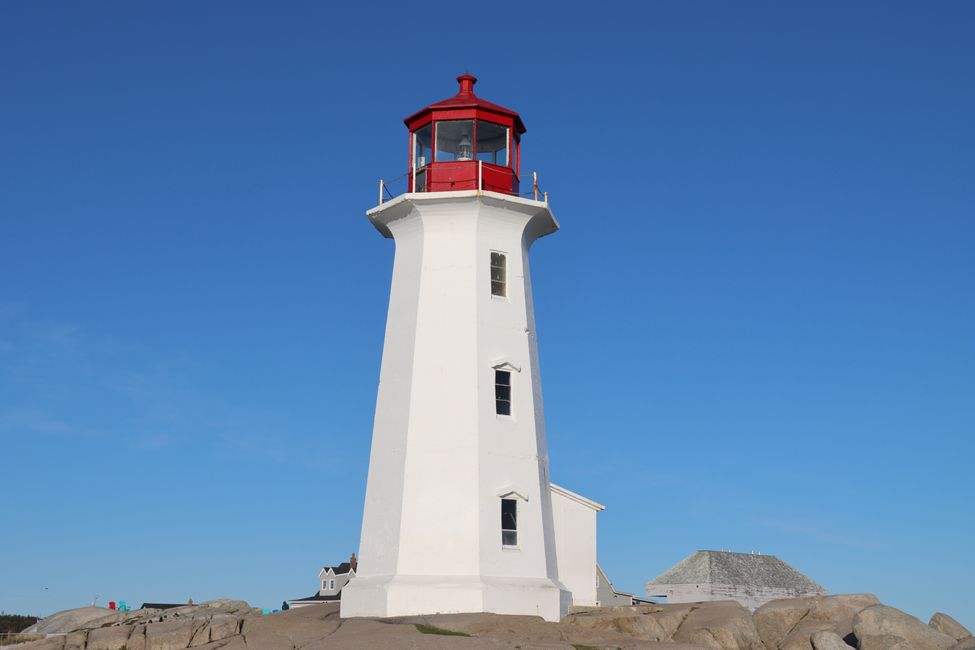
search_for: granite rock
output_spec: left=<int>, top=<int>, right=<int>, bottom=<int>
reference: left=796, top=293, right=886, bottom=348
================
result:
left=854, top=605, right=957, bottom=650
left=930, top=613, right=971, bottom=641
left=811, top=631, right=857, bottom=650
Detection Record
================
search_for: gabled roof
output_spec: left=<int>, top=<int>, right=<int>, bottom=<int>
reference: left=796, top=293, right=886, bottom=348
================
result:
left=319, top=562, right=353, bottom=576
left=550, top=483, right=605, bottom=511
left=646, top=550, right=825, bottom=593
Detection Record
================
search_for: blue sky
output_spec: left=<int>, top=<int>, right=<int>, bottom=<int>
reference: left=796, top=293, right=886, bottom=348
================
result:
left=1, top=0, right=973, bottom=628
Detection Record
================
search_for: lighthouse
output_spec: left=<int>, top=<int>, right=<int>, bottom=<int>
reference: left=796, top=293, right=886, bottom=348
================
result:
left=340, top=75, right=569, bottom=622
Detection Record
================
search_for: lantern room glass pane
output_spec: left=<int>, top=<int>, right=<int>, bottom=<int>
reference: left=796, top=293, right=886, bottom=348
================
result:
left=413, top=124, right=432, bottom=169
left=435, top=120, right=474, bottom=162
left=476, top=121, right=509, bottom=167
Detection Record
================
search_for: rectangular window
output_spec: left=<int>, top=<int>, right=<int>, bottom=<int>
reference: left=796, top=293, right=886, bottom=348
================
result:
left=495, top=369, right=511, bottom=416
left=490, top=252, right=506, bottom=297
left=501, top=498, right=518, bottom=546
left=329, top=579, right=335, bottom=590
left=322, top=580, right=327, bottom=591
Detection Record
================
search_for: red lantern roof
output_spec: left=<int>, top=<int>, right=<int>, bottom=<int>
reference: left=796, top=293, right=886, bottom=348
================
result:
left=404, top=75, right=525, bottom=196
left=404, top=74, right=526, bottom=135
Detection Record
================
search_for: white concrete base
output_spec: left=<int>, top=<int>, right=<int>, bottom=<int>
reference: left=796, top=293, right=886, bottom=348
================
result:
left=341, top=574, right=568, bottom=622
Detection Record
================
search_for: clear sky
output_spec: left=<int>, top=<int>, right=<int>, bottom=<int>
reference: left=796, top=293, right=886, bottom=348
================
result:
left=1, top=0, right=973, bottom=629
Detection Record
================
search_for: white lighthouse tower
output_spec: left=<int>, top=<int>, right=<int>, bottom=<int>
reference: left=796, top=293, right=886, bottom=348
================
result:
left=340, top=75, right=569, bottom=622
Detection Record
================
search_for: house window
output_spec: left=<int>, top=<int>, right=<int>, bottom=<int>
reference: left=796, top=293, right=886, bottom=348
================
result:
left=329, top=579, right=335, bottom=590
left=322, top=580, right=327, bottom=591
left=495, top=370, right=511, bottom=416
left=490, top=252, right=506, bottom=297
left=501, top=498, right=518, bottom=546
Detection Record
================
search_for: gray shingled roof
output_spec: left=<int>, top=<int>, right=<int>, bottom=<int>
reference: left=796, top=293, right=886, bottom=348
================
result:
left=646, top=550, right=825, bottom=592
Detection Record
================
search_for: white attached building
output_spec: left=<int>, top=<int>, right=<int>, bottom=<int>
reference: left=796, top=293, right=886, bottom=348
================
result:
left=549, top=484, right=603, bottom=607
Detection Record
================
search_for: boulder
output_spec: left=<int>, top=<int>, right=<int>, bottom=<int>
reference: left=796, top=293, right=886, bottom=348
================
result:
left=754, top=594, right=880, bottom=650
left=671, top=601, right=764, bottom=650
left=126, top=624, right=148, bottom=650
left=854, top=605, right=957, bottom=650
left=144, top=619, right=201, bottom=650
left=930, top=614, right=971, bottom=641
left=564, top=603, right=697, bottom=642
left=780, top=622, right=840, bottom=650
left=423, top=609, right=703, bottom=648
left=565, top=609, right=671, bottom=641
left=25, top=607, right=115, bottom=634
left=754, top=599, right=809, bottom=649
left=207, top=614, right=242, bottom=642
left=951, top=639, right=975, bottom=650
left=86, top=625, right=134, bottom=650
left=811, top=631, right=857, bottom=650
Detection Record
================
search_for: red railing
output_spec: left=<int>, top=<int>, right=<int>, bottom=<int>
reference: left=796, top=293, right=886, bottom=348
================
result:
left=378, top=163, right=547, bottom=206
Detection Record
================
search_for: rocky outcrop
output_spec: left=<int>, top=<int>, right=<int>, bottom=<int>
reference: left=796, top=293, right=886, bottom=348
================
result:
left=951, top=638, right=975, bottom=650
left=811, top=631, right=857, bottom=650
left=754, top=593, right=880, bottom=650
left=930, top=613, right=972, bottom=641
left=671, top=601, right=764, bottom=650
left=563, top=600, right=764, bottom=650
left=24, top=607, right=117, bottom=635
left=15, top=595, right=973, bottom=650
left=564, top=603, right=697, bottom=641
left=854, top=605, right=958, bottom=650
left=85, top=624, right=133, bottom=650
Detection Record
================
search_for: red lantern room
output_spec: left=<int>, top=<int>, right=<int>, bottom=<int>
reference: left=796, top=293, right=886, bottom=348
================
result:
left=405, top=74, right=525, bottom=195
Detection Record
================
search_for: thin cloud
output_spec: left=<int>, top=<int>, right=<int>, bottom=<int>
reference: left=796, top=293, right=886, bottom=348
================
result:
left=129, top=433, right=179, bottom=450
left=755, top=516, right=883, bottom=551
left=0, top=409, right=71, bottom=434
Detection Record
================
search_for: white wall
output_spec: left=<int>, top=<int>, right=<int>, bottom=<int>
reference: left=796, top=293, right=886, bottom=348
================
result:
left=341, top=191, right=567, bottom=622
left=648, top=583, right=824, bottom=611
left=550, top=484, right=601, bottom=607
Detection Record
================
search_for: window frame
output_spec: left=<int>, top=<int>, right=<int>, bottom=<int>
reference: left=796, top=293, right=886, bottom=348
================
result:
left=490, top=251, right=507, bottom=298
left=475, top=119, right=510, bottom=167
left=501, top=497, right=518, bottom=548
left=434, top=119, right=475, bottom=162
left=495, top=369, right=511, bottom=416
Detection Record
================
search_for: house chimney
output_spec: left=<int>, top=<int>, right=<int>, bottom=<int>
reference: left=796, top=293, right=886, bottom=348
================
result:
left=350, top=552, right=357, bottom=571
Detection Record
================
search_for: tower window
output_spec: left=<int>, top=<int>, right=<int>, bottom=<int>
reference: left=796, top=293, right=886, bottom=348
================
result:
left=491, top=252, right=506, bottom=297
left=495, top=370, right=511, bottom=416
left=501, top=498, right=518, bottom=546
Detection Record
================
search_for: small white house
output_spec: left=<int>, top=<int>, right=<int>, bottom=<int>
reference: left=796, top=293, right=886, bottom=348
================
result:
left=284, top=554, right=357, bottom=609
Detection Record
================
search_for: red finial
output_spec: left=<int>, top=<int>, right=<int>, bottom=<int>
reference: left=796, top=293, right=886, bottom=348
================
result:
left=457, top=73, right=477, bottom=95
